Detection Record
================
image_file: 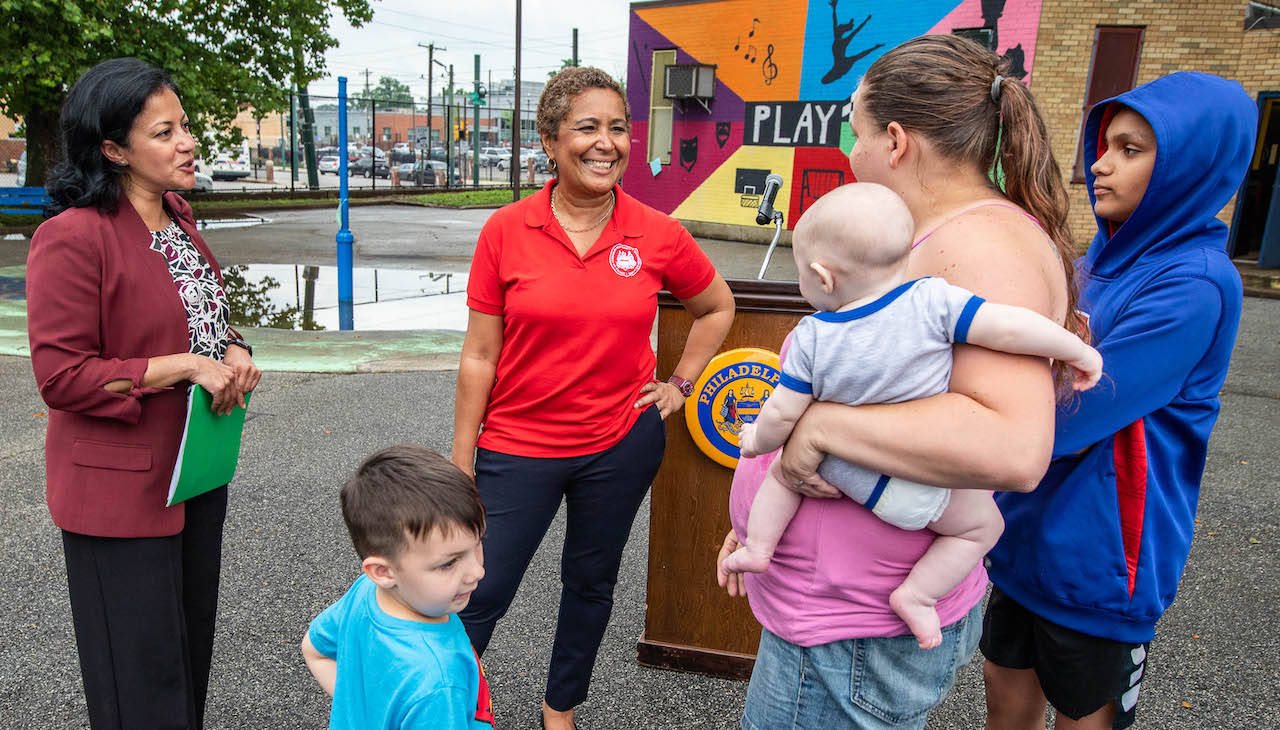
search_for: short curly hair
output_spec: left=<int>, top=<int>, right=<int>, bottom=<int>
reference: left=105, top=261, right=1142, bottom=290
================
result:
left=536, top=66, right=631, bottom=141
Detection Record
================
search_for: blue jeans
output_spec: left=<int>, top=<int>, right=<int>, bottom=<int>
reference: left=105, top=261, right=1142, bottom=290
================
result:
left=741, top=601, right=983, bottom=730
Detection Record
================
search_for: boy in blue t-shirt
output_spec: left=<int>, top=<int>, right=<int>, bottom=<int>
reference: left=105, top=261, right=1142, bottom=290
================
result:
left=302, top=444, right=494, bottom=729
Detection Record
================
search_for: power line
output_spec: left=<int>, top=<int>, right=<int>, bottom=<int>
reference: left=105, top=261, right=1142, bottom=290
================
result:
left=372, top=5, right=626, bottom=43
left=363, top=18, right=592, bottom=54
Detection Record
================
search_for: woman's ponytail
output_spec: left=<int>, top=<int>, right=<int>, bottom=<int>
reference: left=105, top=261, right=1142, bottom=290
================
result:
left=996, top=76, right=1089, bottom=394
left=862, top=35, right=1087, bottom=398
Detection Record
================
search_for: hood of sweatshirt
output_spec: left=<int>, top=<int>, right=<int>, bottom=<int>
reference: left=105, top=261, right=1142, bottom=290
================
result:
left=1081, top=72, right=1258, bottom=278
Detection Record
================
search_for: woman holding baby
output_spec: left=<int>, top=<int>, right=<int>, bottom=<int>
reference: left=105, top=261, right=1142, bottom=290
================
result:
left=718, top=35, right=1084, bottom=729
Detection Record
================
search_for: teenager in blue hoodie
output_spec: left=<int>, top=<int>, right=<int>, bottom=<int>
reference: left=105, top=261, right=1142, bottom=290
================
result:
left=980, top=72, right=1257, bottom=730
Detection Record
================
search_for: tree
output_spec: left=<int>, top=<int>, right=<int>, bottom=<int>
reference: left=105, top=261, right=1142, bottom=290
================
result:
left=354, top=76, right=413, bottom=105
left=0, top=0, right=372, bottom=186
left=547, top=58, right=576, bottom=79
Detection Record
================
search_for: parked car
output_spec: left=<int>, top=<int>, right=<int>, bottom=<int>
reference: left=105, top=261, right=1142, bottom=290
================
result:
left=396, top=160, right=445, bottom=186
left=480, top=147, right=509, bottom=167
left=318, top=155, right=341, bottom=175
left=189, top=172, right=213, bottom=192
left=496, top=148, right=543, bottom=172
left=390, top=149, right=417, bottom=164
left=351, top=155, right=390, bottom=179
left=210, top=154, right=250, bottom=181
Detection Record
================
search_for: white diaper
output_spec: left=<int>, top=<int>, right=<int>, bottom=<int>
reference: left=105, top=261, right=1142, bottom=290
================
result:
left=868, top=476, right=951, bottom=531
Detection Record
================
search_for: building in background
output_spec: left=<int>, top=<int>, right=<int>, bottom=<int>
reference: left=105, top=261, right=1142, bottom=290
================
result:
left=624, top=0, right=1279, bottom=264
left=1032, top=0, right=1280, bottom=265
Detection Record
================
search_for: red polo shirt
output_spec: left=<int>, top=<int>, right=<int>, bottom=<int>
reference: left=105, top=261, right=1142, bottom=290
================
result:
left=467, top=179, right=717, bottom=457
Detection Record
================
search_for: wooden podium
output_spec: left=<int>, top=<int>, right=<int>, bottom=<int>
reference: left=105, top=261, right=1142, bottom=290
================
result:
left=638, top=278, right=811, bottom=680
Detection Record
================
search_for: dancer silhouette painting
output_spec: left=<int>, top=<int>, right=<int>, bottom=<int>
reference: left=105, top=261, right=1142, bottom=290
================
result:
left=821, top=0, right=884, bottom=85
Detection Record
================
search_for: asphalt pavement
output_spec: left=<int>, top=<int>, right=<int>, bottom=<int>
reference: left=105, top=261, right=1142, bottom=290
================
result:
left=0, top=205, right=1275, bottom=728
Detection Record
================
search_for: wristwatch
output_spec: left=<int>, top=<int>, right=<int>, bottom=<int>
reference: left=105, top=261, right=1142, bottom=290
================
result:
left=666, top=375, right=694, bottom=398
left=226, top=336, right=253, bottom=357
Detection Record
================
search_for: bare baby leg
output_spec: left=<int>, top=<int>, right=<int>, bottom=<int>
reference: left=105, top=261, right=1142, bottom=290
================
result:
left=720, top=469, right=804, bottom=575
left=889, top=489, right=1003, bottom=649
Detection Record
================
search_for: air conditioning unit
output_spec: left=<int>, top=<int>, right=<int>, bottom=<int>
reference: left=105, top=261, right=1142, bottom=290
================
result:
left=664, top=64, right=716, bottom=101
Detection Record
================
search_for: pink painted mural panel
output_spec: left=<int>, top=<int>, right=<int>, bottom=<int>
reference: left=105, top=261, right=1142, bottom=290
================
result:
left=927, top=0, right=1041, bottom=83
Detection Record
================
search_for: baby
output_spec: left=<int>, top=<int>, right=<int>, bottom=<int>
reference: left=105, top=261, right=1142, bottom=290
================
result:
left=720, top=183, right=1101, bottom=649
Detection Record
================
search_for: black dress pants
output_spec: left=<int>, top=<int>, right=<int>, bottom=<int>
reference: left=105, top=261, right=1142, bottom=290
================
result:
left=460, top=407, right=665, bottom=711
left=61, top=486, right=228, bottom=730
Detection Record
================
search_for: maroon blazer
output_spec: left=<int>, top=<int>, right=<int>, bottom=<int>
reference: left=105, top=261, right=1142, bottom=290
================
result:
left=27, top=192, right=241, bottom=537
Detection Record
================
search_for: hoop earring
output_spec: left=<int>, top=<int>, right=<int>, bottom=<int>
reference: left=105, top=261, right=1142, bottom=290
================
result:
left=548, top=158, right=557, bottom=173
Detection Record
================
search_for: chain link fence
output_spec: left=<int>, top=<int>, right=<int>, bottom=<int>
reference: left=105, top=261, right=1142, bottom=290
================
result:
left=0, top=92, right=553, bottom=194
left=226, top=92, right=553, bottom=193
left=0, top=113, right=27, bottom=188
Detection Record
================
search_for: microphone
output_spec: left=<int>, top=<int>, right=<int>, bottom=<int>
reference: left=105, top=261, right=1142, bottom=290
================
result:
left=756, top=173, right=784, bottom=225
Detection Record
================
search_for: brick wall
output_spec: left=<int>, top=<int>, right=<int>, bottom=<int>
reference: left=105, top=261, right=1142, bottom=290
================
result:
left=1032, top=0, right=1280, bottom=250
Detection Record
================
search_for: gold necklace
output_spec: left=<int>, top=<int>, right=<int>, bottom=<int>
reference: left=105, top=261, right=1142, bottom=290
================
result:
left=552, top=188, right=615, bottom=233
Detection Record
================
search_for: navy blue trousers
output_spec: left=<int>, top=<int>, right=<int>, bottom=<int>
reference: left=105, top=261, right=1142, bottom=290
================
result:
left=460, top=406, right=665, bottom=711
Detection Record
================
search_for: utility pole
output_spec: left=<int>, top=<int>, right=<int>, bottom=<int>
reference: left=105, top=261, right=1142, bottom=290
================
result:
left=363, top=68, right=372, bottom=147
left=446, top=64, right=454, bottom=187
left=473, top=54, right=481, bottom=188
left=572, top=28, right=579, bottom=67
left=513, top=0, right=522, bottom=201
left=419, top=43, right=448, bottom=183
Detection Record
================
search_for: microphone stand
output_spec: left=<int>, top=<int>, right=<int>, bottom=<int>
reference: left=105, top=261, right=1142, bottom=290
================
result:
left=756, top=208, right=785, bottom=280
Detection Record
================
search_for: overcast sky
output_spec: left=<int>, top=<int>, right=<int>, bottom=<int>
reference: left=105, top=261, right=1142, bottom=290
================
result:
left=308, top=0, right=633, bottom=101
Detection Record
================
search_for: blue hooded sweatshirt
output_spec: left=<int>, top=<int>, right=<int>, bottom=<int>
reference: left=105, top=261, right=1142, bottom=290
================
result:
left=986, top=72, right=1257, bottom=643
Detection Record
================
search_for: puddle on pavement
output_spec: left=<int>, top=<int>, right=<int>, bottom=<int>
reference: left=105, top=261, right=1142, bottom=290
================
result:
left=225, top=264, right=468, bottom=331
left=0, top=275, right=23, bottom=299
left=1, top=263, right=469, bottom=331
left=198, top=216, right=268, bottom=230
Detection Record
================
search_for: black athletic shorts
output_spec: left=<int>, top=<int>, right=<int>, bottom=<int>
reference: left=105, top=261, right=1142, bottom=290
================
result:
left=980, top=586, right=1149, bottom=730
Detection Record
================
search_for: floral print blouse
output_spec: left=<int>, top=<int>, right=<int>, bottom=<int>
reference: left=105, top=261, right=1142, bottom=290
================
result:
left=149, top=221, right=231, bottom=360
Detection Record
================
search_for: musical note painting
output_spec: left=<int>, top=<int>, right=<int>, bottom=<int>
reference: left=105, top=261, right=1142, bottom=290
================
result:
left=626, top=0, right=1045, bottom=229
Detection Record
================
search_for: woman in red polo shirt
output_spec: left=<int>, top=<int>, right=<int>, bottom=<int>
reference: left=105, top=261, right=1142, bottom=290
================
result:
left=451, top=67, right=734, bottom=729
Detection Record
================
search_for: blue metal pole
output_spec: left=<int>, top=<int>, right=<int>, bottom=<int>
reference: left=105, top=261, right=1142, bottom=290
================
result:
left=337, top=77, right=354, bottom=330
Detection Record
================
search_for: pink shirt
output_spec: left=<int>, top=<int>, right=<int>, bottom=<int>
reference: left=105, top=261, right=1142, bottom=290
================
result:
left=729, top=344, right=988, bottom=647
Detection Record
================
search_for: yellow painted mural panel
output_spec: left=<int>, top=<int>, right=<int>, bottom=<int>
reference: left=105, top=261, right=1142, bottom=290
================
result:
left=672, top=145, right=796, bottom=227
left=636, top=0, right=807, bottom=101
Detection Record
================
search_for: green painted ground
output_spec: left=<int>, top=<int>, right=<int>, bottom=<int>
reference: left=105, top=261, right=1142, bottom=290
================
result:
left=0, top=265, right=464, bottom=372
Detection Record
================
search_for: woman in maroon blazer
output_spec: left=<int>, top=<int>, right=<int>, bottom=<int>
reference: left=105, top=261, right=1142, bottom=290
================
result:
left=26, top=58, right=260, bottom=729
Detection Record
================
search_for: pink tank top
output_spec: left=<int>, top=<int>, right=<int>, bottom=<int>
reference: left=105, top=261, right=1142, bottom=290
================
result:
left=731, top=335, right=987, bottom=646
left=912, top=201, right=1044, bottom=249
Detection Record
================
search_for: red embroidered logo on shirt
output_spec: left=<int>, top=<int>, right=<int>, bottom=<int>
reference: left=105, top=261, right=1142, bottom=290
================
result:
left=609, top=243, right=642, bottom=278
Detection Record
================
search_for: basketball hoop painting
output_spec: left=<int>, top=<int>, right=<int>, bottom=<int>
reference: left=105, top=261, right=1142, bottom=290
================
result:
left=685, top=347, right=782, bottom=469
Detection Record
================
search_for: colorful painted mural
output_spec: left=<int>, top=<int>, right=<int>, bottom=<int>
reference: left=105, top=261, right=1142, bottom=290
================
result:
left=624, top=0, right=1042, bottom=229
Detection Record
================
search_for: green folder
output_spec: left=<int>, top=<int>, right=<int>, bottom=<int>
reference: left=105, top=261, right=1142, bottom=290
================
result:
left=166, top=385, right=251, bottom=507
